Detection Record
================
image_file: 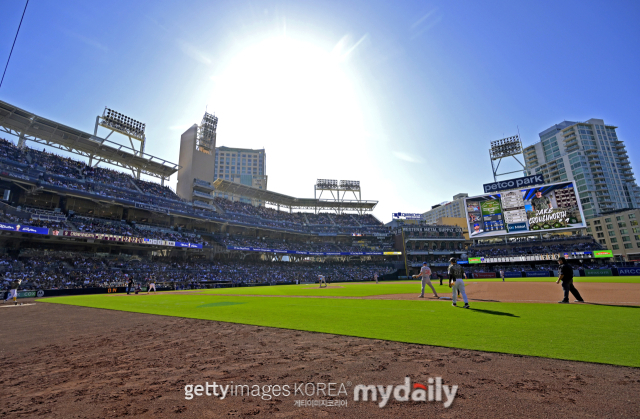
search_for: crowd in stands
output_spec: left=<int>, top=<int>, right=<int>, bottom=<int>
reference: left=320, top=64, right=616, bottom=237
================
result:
left=2, top=138, right=388, bottom=235
left=212, top=196, right=385, bottom=234
left=467, top=237, right=603, bottom=258
left=69, top=216, right=207, bottom=244
left=1, top=252, right=395, bottom=290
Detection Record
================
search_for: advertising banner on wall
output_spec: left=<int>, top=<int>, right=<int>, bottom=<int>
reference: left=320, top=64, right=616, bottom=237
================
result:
left=503, top=271, right=523, bottom=278
left=584, top=269, right=612, bottom=276
left=526, top=271, right=550, bottom=277
left=464, top=181, right=586, bottom=239
left=226, top=246, right=396, bottom=256
left=473, top=272, right=496, bottom=278
left=62, top=231, right=201, bottom=249
left=0, top=222, right=49, bottom=235
left=618, top=267, right=640, bottom=276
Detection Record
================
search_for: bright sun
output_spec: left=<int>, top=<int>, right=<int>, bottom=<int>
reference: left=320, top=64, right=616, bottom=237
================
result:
left=210, top=37, right=366, bottom=153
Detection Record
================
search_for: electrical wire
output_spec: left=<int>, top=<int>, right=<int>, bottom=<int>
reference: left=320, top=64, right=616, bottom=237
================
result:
left=0, top=0, right=30, bottom=90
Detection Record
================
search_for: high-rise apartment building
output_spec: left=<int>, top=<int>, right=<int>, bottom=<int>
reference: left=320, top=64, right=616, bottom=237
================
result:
left=214, top=146, right=267, bottom=205
left=422, top=193, right=468, bottom=224
left=524, top=119, right=640, bottom=219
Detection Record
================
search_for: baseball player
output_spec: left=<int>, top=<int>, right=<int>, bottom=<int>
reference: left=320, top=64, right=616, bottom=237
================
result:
left=448, top=258, right=469, bottom=308
left=318, top=274, right=327, bottom=288
left=126, top=275, right=133, bottom=295
left=531, top=190, right=552, bottom=210
left=500, top=269, right=505, bottom=282
left=374, top=272, right=378, bottom=284
left=4, top=278, right=22, bottom=305
left=413, top=262, right=438, bottom=299
left=148, top=276, right=157, bottom=294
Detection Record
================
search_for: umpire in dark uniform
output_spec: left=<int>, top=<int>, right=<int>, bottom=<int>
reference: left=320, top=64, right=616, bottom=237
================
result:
left=556, top=257, right=584, bottom=303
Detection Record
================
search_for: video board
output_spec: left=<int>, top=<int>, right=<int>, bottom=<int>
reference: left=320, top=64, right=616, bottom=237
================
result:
left=464, top=181, right=586, bottom=238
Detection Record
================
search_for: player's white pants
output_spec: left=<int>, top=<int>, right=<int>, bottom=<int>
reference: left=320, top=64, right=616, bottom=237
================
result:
left=421, top=278, right=437, bottom=296
left=6, top=289, right=17, bottom=300
left=149, top=284, right=156, bottom=292
left=452, top=281, right=468, bottom=305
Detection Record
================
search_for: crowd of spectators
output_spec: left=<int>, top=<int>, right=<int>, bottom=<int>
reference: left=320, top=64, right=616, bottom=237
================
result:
left=1, top=252, right=395, bottom=290
left=2, top=138, right=389, bottom=235
left=467, top=237, right=603, bottom=258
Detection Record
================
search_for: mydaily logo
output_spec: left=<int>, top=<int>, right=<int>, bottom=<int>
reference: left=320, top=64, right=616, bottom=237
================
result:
left=483, top=175, right=545, bottom=193
left=354, top=377, right=458, bottom=408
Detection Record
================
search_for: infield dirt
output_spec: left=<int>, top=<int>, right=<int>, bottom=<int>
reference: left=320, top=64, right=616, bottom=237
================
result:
left=1, top=302, right=639, bottom=418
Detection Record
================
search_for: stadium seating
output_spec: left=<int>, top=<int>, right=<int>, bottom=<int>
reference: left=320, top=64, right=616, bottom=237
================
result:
left=1, top=138, right=386, bottom=235
left=0, top=252, right=395, bottom=290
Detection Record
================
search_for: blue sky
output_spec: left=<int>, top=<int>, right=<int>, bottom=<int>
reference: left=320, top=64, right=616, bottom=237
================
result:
left=1, top=0, right=638, bottom=222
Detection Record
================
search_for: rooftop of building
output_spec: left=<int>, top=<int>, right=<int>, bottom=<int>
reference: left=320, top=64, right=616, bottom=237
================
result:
left=217, top=146, right=265, bottom=153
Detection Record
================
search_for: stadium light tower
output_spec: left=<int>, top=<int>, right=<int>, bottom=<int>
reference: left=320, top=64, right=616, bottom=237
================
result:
left=314, top=179, right=363, bottom=214
left=94, top=107, right=148, bottom=179
left=489, top=134, right=526, bottom=182
left=196, top=111, right=218, bottom=154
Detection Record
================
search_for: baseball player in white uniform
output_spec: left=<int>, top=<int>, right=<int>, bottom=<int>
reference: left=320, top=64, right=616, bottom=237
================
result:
left=448, top=258, right=469, bottom=308
left=4, top=278, right=22, bottom=305
left=413, top=262, right=438, bottom=299
left=318, top=274, right=327, bottom=288
left=374, top=272, right=378, bottom=284
left=500, top=269, right=505, bottom=282
left=147, top=276, right=157, bottom=294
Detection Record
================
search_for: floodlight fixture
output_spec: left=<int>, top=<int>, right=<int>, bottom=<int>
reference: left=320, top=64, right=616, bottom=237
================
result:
left=100, top=107, right=146, bottom=141
left=489, top=133, right=526, bottom=181
left=316, top=179, right=338, bottom=189
left=314, top=179, right=363, bottom=214
left=339, top=180, right=361, bottom=190
left=196, top=111, right=218, bottom=154
left=490, top=135, right=522, bottom=160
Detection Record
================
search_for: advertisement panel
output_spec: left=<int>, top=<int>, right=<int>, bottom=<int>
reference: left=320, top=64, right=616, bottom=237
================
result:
left=0, top=222, right=49, bottom=235
left=392, top=212, right=422, bottom=220
left=584, top=269, right=612, bottom=277
left=526, top=271, right=550, bottom=277
left=468, top=257, right=483, bottom=264
left=62, top=231, right=201, bottom=248
left=618, top=267, right=640, bottom=276
left=593, top=250, right=613, bottom=258
left=464, top=181, right=586, bottom=238
left=553, top=270, right=582, bottom=277
left=503, top=271, right=523, bottom=278
left=473, top=272, right=496, bottom=278
left=226, top=246, right=393, bottom=256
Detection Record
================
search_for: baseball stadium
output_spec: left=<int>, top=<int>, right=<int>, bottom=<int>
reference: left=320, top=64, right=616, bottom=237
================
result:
left=2, top=2, right=640, bottom=419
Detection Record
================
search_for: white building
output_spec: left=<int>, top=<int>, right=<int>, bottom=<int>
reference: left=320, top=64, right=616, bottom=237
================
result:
left=524, top=118, right=640, bottom=219
left=422, top=193, right=468, bottom=224
left=214, top=146, right=267, bottom=206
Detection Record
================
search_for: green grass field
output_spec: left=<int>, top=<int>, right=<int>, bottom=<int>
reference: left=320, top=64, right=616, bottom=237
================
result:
left=41, top=278, right=640, bottom=368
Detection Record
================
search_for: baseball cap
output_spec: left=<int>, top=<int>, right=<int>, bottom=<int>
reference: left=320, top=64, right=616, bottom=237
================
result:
left=423, top=262, right=427, bottom=265
left=449, top=257, right=456, bottom=262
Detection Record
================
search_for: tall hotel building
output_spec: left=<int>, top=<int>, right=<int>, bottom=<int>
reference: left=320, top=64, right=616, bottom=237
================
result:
left=524, top=118, right=640, bottom=219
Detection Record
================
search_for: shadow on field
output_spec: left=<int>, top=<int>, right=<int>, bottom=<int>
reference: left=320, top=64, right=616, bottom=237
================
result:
left=580, top=302, right=640, bottom=309
left=467, top=308, right=520, bottom=317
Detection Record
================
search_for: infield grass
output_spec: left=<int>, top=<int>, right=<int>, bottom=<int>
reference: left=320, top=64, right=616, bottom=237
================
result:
left=42, top=284, right=640, bottom=367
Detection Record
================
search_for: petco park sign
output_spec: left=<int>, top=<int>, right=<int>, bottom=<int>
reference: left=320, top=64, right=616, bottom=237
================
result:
left=483, top=175, right=545, bottom=194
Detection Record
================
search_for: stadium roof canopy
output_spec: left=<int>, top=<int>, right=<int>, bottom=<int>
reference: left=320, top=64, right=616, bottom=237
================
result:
left=0, top=100, right=179, bottom=182
left=212, top=179, right=377, bottom=213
